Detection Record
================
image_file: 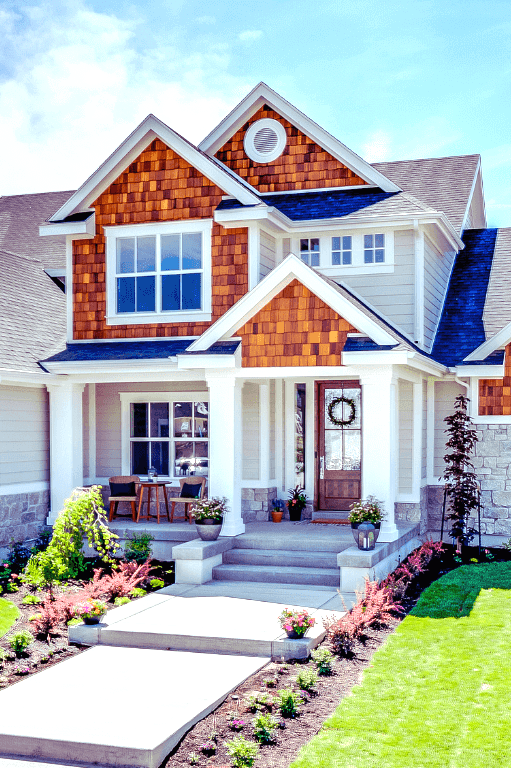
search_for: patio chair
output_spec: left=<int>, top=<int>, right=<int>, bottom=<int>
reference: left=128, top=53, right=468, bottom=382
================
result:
left=167, top=476, right=206, bottom=523
left=108, top=475, right=140, bottom=522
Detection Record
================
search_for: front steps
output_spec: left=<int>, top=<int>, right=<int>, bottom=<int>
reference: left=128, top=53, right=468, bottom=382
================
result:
left=213, top=562, right=340, bottom=587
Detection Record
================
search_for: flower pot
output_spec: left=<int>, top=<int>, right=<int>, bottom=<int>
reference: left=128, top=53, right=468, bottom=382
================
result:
left=195, top=518, right=223, bottom=541
left=288, top=506, right=304, bottom=522
left=351, top=522, right=381, bottom=549
left=285, top=629, right=306, bottom=639
left=271, top=510, right=283, bottom=523
left=82, top=615, right=105, bottom=625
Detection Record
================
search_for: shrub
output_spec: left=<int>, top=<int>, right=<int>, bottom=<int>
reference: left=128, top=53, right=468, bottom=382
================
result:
left=8, top=629, right=34, bottom=656
left=252, top=712, right=279, bottom=743
left=21, top=594, right=41, bottom=605
left=225, top=736, right=258, bottom=768
left=245, top=692, right=273, bottom=712
left=382, top=540, right=444, bottom=599
left=276, top=688, right=303, bottom=718
left=188, top=753, right=199, bottom=765
left=129, top=587, right=146, bottom=599
left=311, top=646, right=334, bottom=675
left=84, top=559, right=152, bottom=600
left=114, top=596, right=131, bottom=606
left=295, top=668, right=317, bottom=692
left=24, top=487, right=119, bottom=586
left=149, top=578, right=165, bottom=590
left=6, top=541, right=32, bottom=573
left=124, top=530, right=153, bottom=564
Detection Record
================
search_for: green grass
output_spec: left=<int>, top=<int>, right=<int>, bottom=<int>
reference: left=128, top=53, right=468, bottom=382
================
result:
left=291, top=565, right=511, bottom=768
left=0, top=597, right=20, bottom=638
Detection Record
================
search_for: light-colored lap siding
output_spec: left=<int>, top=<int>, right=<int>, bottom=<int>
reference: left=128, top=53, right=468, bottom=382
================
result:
left=342, top=230, right=415, bottom=336
left=260, top=230, right=276, bottom=280
left=434, top=381, right=465, bottom=478
left=243, top=382, right=260, bottom=481
left=0, top=386, right=49, bottom=484
left=424, top=235, right=455, bottom=351
left=398, top=379, right=413, bottom=494
left=422, top=379, right=427, bottom=480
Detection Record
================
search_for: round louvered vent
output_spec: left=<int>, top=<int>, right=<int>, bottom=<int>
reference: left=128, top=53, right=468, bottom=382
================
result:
left=244, top=118, right=286, bottom=163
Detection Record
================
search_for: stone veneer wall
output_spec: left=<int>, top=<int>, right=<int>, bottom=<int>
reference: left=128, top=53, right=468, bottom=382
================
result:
left=395, top=486, right=429, bottom=534
left=242, top=487, right=278, bottom=522
left=0, top=490, right=50, bottom=551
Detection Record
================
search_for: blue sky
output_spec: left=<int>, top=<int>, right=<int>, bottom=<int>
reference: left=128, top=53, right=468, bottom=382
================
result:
left=1, top=0, right=511, bottom=226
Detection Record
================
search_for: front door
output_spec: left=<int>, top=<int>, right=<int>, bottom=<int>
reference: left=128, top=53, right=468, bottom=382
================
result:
left=317, top=381, right=362, bottom=510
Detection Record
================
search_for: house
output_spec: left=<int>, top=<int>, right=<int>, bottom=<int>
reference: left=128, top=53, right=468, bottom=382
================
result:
left=2, top=81, right=511, bottom=553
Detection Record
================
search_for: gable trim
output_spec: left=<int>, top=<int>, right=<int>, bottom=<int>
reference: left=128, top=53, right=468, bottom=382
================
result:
left=49, top=116, right=261, bottom=222
left=187, top=253, right=397, bottom=352
left=199, top=83, right=401, bottom=194
left=464, top=321, right=511, bottom=362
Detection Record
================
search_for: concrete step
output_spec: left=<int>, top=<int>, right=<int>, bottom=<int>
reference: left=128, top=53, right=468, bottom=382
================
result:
left=311, top=510, right=351, bottom=522
left=233, top=532, right=350, bottom=553
left=223, top=547, right=338, bottom=569
left=212, top=563, right=340, bottom=587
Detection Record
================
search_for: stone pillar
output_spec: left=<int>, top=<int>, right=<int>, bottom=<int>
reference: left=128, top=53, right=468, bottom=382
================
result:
left=46, top=382, right=85, bottom=523
left=206, top=373, right=245, bottom=536
left=360, top=368, right=399, bottom=541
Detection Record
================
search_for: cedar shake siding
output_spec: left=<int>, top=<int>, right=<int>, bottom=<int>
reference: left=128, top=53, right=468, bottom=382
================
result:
left=73, top=139, right=248, bottom=340
left=236, top=279, right=357, bottom=367
left=479, top=344, right=511, bottom=415
left=215, top=106, right=367, bottom=193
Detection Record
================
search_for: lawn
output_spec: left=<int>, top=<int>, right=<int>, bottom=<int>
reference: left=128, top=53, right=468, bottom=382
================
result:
left=0, top=598, right=19, bottom=638
left=291, top=563, right=511, bottom=768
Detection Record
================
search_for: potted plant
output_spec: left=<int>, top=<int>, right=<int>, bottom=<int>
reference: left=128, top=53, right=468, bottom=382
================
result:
left=348, top=496, right=385, bottom=548
left=287, top=485, right=307, bottom=521
left=278, top=607, right=316, bottom=639
left=73, top=599, right=107, bottom=625
left=271, top=498, right=285, bottom=523
left=191, top=497, right=228, bottom=541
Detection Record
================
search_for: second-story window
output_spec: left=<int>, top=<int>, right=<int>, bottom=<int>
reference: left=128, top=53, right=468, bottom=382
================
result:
left=363, top=233, right=385, bottom=263
left=300, top=238, right=320, bottom=267
left=332, top=236, right=352, bottom=265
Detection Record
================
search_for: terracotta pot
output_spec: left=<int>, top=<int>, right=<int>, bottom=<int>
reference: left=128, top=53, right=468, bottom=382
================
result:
left=271, top=510, right=283, bottom=523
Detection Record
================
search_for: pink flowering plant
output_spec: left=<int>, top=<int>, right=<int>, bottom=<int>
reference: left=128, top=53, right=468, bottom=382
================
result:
left=278, top=608, right=315, bottom=638
left=73, top=598, right=107, bottom=622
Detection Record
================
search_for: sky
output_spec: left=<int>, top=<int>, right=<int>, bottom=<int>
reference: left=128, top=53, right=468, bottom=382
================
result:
left=1, top=0, right=511, bottom=227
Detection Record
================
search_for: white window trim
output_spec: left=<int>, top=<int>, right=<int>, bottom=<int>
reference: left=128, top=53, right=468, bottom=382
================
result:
left=469, top=377, right=511, bottom=424
left=290, top=229, right=395, bottom=276
left=105, top=220, right=212, bottom=325
left=120, top=391, right=209, bottom=479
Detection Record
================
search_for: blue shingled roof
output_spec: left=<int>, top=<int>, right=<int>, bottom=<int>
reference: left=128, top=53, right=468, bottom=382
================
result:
left=217, top=188, right=423, bottom=221
left=343, top=337, right=397, bottom=353
left=41, top=339, right=239, bottom=365
left=431, top=229, right=498, bottom=367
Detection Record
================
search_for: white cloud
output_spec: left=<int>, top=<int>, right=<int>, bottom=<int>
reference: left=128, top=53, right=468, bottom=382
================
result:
left=0, top=0, right=251, bottom=195
left=361, top=130, right=392, bottom=162
left=238, top=30, right=263, bottom=42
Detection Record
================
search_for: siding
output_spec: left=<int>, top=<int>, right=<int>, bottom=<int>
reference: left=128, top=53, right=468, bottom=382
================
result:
left=398, top=379, right=413, bottom=494
left=94, top=381, right=207, bottom=479
left=0, top=386, right=49, bottom=485
left=341, top=230, right=415, bottom=337
left=423, top=235, right=455, bottom=351
left=422, top=379, right=427, bottom=481
left=243, top=382, right=260, bottom=480
left=260, top=230, right=276, bottom=280
left=434, top=381, right=465, bottom=478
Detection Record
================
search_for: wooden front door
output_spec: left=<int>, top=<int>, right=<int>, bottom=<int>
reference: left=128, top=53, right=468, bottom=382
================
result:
left=317, top=381, right=362, bottom=511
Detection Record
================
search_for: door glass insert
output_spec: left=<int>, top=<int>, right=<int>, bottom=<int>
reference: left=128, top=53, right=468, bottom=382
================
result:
left=295, top=384, right=306, bottom=487
left=324, top=387, right=361, bottom=470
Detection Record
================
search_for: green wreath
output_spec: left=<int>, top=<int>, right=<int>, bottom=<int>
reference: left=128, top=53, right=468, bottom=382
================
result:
left=327, top=396, right=356, bottom=427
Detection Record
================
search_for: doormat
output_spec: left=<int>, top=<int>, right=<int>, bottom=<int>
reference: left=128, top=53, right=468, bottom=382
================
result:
left=311, top=519, right=351, bottom=525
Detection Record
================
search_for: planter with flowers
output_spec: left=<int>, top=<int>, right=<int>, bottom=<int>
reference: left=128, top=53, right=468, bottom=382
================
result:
left=278, top=607, right=316, bottom=639
left=191, top=497, right=228, bottom=541
left=73, top=599, right=107, bottom=625
left=287, top=486, right=307, bottom=522
left=271, top=498, right=286, bottom=523
left=348, top=496, right=385, bottom=550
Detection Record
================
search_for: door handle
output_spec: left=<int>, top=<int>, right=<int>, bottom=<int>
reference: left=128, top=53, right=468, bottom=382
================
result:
left=320, top=456, right=324, bottom=479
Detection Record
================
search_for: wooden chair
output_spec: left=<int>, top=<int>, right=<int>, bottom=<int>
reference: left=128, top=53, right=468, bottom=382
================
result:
left=167, top=476, right=206, bottom=523
left=108, top=475, right=140, bottom=522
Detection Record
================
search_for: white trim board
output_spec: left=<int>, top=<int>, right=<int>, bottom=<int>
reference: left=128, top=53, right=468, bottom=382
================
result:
left=199, top=82, right=400, bottom=194
left=464, top=321, right=511, bottom=362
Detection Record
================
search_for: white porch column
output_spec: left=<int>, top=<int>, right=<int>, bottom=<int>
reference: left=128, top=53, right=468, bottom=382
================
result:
left=46, top=381, right=85, bottom=524
left=360, top=368, right=399, bottom=541
left=259, top=380, right=270, bottom=485
left=206, top=373, right=245, bottom=536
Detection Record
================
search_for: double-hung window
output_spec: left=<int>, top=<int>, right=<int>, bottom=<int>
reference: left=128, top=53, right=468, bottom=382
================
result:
left=300, top=238, right=320, bottom=267
left=106, top=220, right=212, bottom=324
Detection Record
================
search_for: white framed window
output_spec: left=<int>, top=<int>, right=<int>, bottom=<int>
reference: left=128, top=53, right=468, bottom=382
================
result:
left=120, top=392, right=209, bottom=479
left=332, top=236, right=352, bottom=265
left=363, top=233, right=385, bottom=263
left=300, top=238, right=320, bottom=267
left=105, top=220, right=212, bottom=325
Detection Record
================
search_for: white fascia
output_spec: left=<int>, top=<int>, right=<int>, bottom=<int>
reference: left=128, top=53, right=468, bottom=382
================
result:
left=455, top=364, right=505, bottom=377
left=177, top=347, right=241, bottom=370
left=0, top=370, right=55, bottom=387
left=464, top=321, right=511, bottom=362
left=40, top=358, right=180, bottom=376
left=188, top=253, right=396, bottom=352
left=199, top=82, right=400, bottom=194
left=48, top=117, right=260, bottom=223
left=39, top=214, right=95, bottom=237
left=342, top=350, right=446, bottom=376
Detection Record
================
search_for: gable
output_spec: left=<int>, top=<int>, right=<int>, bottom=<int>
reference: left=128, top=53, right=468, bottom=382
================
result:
left=73, top=138, right=248, bottom=340
left=236, top=279, right=358, bottom=367
left=215, top=105, right=368, bottom=194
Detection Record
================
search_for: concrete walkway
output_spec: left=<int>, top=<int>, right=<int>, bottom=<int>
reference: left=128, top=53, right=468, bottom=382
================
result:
left=0, top=581, right=348, bottom=768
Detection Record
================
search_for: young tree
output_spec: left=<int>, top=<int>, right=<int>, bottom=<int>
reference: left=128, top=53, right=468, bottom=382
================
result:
left=443, top=394, right=479, bottom=552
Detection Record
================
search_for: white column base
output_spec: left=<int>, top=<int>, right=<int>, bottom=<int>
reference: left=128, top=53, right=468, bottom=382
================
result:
left=378, top=521, right=400, bottom=542
left=220, top=516, right=246, bottom=537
